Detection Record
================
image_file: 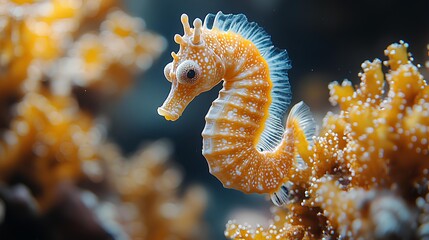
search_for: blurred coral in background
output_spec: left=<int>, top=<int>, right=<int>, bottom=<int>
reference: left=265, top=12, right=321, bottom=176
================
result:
left=0, top=0, right=207, bottom=239
left=225, top=42, right=429, bottom=239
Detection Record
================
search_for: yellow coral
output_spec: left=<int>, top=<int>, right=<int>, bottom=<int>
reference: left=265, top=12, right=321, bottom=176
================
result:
left=101, top=141, right=207, bottom=240
left=0, top=1, right=205, bottom=239
left=329, top=41, right=428, bottom=188
left=0, top=0, right=86, bottom=98
left=0, top=0, right=165, bottom=99
left=0, top=91, right=102, bottom=211
left=226, top=42, right=428, bottom=239
left=48, top=9, right=166, bottom=96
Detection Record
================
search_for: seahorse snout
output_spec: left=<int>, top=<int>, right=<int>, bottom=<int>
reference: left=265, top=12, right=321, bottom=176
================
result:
left=157, top=107, right=180, bottom=121
left=158, top=84, right=195, bottom=121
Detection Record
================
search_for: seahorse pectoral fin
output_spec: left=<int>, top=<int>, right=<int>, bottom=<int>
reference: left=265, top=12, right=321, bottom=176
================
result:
left=158, top=83, right=196, bottom=121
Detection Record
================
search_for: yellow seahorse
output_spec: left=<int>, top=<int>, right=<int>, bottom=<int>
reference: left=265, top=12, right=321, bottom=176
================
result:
left=158, top=12, right=315, bottom=205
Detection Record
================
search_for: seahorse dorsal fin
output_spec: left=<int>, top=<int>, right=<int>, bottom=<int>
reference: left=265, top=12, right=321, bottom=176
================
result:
left=203, top=11, right=271, bottom=52
left=204, top=11, right=292, bottom=152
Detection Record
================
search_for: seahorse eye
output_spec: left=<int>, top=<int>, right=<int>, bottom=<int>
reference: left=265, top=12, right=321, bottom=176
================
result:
left=164, top=62, right=173, bottom=82
left=187, top=69, right=196, bottom=79
left=176, top=60, right=201, bottom=84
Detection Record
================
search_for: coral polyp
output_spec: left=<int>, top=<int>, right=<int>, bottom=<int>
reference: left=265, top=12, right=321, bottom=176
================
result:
left=225, top=42, right=429, bottom=239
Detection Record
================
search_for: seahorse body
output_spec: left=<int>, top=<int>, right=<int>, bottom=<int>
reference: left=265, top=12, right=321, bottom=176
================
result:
left=158, top=12, right=315, bottom=205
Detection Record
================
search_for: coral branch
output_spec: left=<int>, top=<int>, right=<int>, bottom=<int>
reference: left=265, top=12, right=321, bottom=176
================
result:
left=0, top=1, right=204, bottom=239
left=226, top=42, right=429, bottom=240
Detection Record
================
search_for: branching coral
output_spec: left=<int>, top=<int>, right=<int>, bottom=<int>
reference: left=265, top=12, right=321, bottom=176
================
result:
left=50, top=9, right=166, bottom=96
left=226, top=42, right=429, bottom=239
left=0, top=1, right=206, bottom=239
left=0, top=0, right=165, bottom=99
left=101, top=141, right=208, bottom=240
left=0, top=0, right=104, bottom=99
left=0, top=91, right=102, bottom=211
left=0, top=0, right=164, bottom=211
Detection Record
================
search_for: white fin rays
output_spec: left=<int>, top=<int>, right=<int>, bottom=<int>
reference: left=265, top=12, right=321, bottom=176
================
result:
left=270, top=182, right=292, bottom=206
left=286, top=101, right=316, bottom=171
left=270, top=101, right=315, bottom=206
left=287, top=101, right=316, bottom=146
left=258, top=47, right=292, bottom=152
left=204, top=11, right=292, bottom=152
left=203, top=12, right=273, bottom=53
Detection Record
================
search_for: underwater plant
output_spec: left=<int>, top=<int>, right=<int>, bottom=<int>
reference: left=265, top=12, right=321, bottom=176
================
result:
left=158, top=12, right=428, bottom=240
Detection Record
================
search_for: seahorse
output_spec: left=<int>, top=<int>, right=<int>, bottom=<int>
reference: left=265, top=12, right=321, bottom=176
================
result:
left=158, top=12, right=315, bottom=205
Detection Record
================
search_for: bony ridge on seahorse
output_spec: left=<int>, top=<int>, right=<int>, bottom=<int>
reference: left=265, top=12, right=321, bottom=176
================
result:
left=158, top=12, right=315, bottom=206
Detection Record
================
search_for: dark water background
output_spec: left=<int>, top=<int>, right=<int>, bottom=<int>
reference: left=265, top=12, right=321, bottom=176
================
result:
left=110, top=0, right=428, bottom=238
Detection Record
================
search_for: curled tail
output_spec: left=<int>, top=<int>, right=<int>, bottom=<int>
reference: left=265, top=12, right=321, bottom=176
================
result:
left=271, top=101, right=316, bottom=206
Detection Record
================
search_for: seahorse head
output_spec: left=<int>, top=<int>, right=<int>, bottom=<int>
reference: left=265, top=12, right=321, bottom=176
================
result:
left=158, top=14, right=225, bottom=121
